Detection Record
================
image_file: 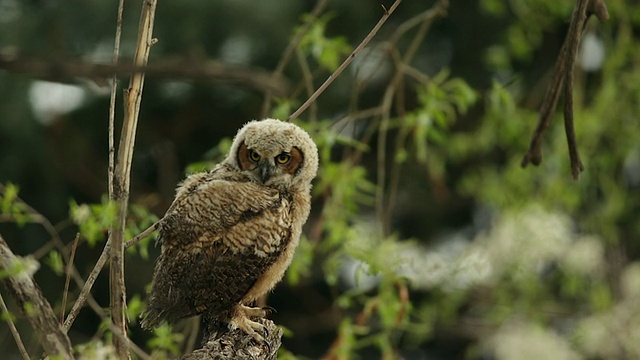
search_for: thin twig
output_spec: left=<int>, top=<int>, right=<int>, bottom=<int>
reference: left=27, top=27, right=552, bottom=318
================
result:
left=60, top=233, right=80, bottom=323
left=295, top=47, right=317, bottom=122
left=260, top=0, right=329, bottom=118
left=0, top=292, right=30, bottom=360
left=109, top=0, right=125, bottom=205
left=288, top=0, right=404, bottom=122
left=563, top=0, right=589, bottom=179
left=520, top=42, right=568, bottom=167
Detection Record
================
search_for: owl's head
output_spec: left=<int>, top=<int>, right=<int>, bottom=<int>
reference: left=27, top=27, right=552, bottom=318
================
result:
left=227, top=119, right=319, bottom=189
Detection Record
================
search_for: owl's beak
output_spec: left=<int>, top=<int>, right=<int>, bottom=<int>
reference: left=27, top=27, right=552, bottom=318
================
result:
left=259, top=162, right=276, bottom=183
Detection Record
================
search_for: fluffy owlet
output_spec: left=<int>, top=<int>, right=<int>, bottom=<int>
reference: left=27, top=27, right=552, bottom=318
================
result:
left=140, top=118, right=318, bottom=342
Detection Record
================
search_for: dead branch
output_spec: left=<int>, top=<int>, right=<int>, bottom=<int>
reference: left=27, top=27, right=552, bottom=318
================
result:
left=521, top=0, right=609, bottom=179
left=0, top=54, right=288, bottom=95
left=0, top=233, right=75, bottom=359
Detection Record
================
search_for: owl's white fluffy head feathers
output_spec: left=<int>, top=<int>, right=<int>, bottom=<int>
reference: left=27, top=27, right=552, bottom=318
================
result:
left=226, top=118, right=319, bottom=188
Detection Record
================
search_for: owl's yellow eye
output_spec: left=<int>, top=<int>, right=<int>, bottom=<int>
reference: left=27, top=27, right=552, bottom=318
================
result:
left=275, top=153, right=291, bottom=164
left=249, top=149, right=261, bottom=162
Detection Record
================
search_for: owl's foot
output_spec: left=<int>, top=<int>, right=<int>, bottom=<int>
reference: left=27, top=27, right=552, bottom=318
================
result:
left=238, top=304, right=270, bottom=318
left=228, top=304, right=269, bottom=344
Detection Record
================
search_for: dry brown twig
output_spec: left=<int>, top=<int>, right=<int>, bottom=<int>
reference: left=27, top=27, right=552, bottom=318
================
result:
left=60, top=233, right=80, bottom=323
left=288, top=0, right=405, bottom=122
left=0, top=292, right=29, bottom=360
left=521, top=0, right=609, bottom=179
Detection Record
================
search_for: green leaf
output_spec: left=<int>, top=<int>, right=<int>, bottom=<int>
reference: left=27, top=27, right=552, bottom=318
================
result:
left=1, top=183, right=19, bottom=214
left=45, top=250, right=64, bottom=276
left=126, top=294, right=144, bottom=323
left=147, top=324, right=184, bottom=356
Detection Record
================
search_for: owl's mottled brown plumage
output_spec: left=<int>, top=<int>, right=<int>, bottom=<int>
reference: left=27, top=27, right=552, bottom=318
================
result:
left=140, top=119, right=318, bottom=341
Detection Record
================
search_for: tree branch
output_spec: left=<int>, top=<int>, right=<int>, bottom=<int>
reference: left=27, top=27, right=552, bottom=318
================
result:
left=0, top=233, right=74, bottom=359
left=521, top=0, right=609, bottom=178
left=181, top=318, right=281, bottom=360
left=0, top=54, right=288, bottom=95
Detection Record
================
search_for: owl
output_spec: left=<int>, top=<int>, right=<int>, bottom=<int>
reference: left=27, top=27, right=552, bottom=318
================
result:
left=140, top=118, right=318, bottom=343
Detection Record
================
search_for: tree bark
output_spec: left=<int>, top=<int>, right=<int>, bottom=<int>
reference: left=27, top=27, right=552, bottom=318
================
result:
left=0, top=234, right=75, bottom=359
left=181, top=318, right=282, bottom=360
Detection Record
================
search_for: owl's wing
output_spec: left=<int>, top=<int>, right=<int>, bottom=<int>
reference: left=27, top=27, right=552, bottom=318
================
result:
left=159, top=175, right=282, bottom=246
left=141, top=176, right=290, bottom=329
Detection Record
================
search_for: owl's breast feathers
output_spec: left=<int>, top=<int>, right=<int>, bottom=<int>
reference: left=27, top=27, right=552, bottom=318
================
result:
left=141, top=173, right=298, bottom=329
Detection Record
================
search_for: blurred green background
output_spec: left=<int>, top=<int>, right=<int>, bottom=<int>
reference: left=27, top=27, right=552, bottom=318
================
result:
left=1, top=0, right=640, bottom=358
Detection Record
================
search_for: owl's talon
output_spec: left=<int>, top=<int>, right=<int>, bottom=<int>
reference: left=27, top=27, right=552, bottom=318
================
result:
left=228, top=305, right=271, bottom=345
left=262, top=338, right=272, bottom=353
left=261, top=306, right=277, bottom=315
left=251, top=331, right=266, bottom=344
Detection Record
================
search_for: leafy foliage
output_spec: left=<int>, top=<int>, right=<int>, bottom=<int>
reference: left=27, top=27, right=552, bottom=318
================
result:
left=298, top=14, right=352, bottom=71
left=0, top=0, right=639, bottom=359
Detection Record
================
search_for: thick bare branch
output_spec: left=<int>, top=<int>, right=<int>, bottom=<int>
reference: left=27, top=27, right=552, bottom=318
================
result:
left=181, top=318, right=281, bottom=360
left=0, top=233, right=74, bottom=359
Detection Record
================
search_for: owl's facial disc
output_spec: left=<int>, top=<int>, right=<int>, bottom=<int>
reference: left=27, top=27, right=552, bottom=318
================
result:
left=237, top=142, right=304, bottom=185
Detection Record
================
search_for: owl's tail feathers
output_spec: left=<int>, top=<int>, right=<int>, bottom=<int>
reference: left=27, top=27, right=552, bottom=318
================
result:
left=139, top=307, right=164, bottom=330
left=140, top=303, right=197, bottom=330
